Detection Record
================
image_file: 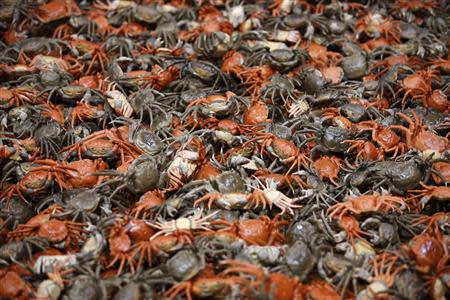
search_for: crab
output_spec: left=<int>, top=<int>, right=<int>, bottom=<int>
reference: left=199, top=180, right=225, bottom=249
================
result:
left=182, top=91, right=248, bottom=121
left=238, top=65, right=274, bottom=96
left=391, top=0, right=437, bottom=15
left=390, top=110, right=448, bottom=157
left=193, top=192, right=249, bottom=210
left=295, top=172, right=343, bottom=208
left=296, top=125, right=352, bottom=155
left=287, top=96, right=311, bottom=118
left=413, top=212, right=449, bottom=239
left=95, top=154, right=160, bottom=200
left=106, top=216, right=182, bottom=274
left=165, top=138, right=206, bottom=191
left=356, top=120, right=406, bottom=157
left=8, top=207, right=87, bottom=248
left=129, top=87, right=171, bottom=126
left=168, top=59, right=229, bottom=91
left=130, top=189, right=166, bottom=219
left=69, top=102, right=105, bottom=128
left=69, top=39, right=109, bottom=75
left=245, top=133, right=311, bottom=175
left=401, top=233, right=448, bottom=274
left=303, top=42, right=343, bottom=68
left=63, top=158, right=108, bottom=189
left=107, top=224, right=136, bottom=274
left=164, top=268, right=246, bottom=300
left=149, top=209, right=219, bottom=243
left=431, top=162, right=450, bottom=185
left=221, top=260, right=341, bottom=300
left=14, top=38, right=69, bottom=57
left=210, top=215, right=288, bottom=246
left=0, top=86, right=44, bottom=108
left=61, top=126, right=143, bottom=163
left=409, top=183, right=450, bottom=205
left=327, top=193, right=409, bottom=220
left=221, top=50, right=245, bottom=78
left=247, top=176, right=301, bottom=215
left=33, top=0, right=81, bottom=23
left=0, top=159, right=78, bottom=206
left=194, top=31, right=233, bottom=58
left=0, top=270, right=30, bottom=300
left=247, top=47, right=310, bottom=72
left=259, top=73, right=302, bottom=105
left=358, top=253, right=407, bottom=300
left=344, top=139, right=385, bottom=161
left=242, top=99, right=271, bottom=126
left=336, top=215, right=371, bottom=247
left=267, top=11, right=329, bottom=40
left=312, top=155, right=342, bottom=186
left=105, top=83, right=134, bottom=118
left=355, top=12, right=401, bottom=43
left=395, top=70, right=444, bottom=110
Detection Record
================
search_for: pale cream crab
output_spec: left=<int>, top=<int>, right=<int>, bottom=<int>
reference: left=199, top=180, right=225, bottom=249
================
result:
left=166, top=149, right=200, bottom=191
left=148, top=209, right=219, bottom=242
left=247, top=176, right=302, bottom=215
left=194, top=192, right=249, bottom=210
left=105, top=82, right=134, bottom=118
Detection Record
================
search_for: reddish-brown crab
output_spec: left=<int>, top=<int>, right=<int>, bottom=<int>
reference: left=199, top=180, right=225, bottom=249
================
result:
left=391, top=0, right=437, bottom=14
left=69, top=101, right=105, bottom=128
left=0, top=270, right=30, bottom=300
left=303, top=42, right=343, bottom=68
left=413, top=212, right=449, bottom=239
left=107, top=216, right=186, bottom=274
left=64, top=158, right=108, bottom=189
left=210, top=215, right=288, bottom=246
left=432, top=162, right=450, bottom=184
left=9, top=206, right=86, bottom=248
left=245, top=133, right=311, bottom=175
left=337, top=215, right=371, bottom=247
left=242, top=99, right=271, bottom=125
left=33, top=0, right=81, bottom=23
left=61, top=126, right=142, bottom=163
left=221, top=260, right=341, bottom=300
left=165, top=265, right=248, bottom=300
left=327, top=194, right=409, bottom=220
left=238, top=65, right=274, bottom=97
left=107, top=224, right=136, bottom=274
left=221, top=50, right=245, bottom=78
left=390, top=110, right=449, bottom=157
left=344, top=139, right=385, bottom=161
left=254, top=169, right=305, bottom=191
left=221, top=259, right=303, bottom=300
left=312, top=155, right=342, bottom=186
left=409, top=183, right=450, bottom=204
left=0, top=86, right=44, bottom=108
left=356, top=120, right=406, bottom=157
left=401, top=233, right=448, bottom=274
left=0, top=160, right=78, bottom=206
left=395, top=70, right=446, bottom=110
left=130, top=189, right=166, bottom=218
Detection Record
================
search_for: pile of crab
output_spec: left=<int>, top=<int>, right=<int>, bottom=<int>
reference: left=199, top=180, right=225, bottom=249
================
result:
left=0, top=0, right=449, bottom=299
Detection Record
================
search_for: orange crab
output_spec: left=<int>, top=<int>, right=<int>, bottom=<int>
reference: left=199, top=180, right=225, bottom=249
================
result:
left=391, top=110, right=448, bottom=156
left=327, top=194, right=409, bottom=220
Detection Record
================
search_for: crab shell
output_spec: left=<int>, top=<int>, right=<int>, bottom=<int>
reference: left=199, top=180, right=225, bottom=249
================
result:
left=106, top=90, right=134, bottom=118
